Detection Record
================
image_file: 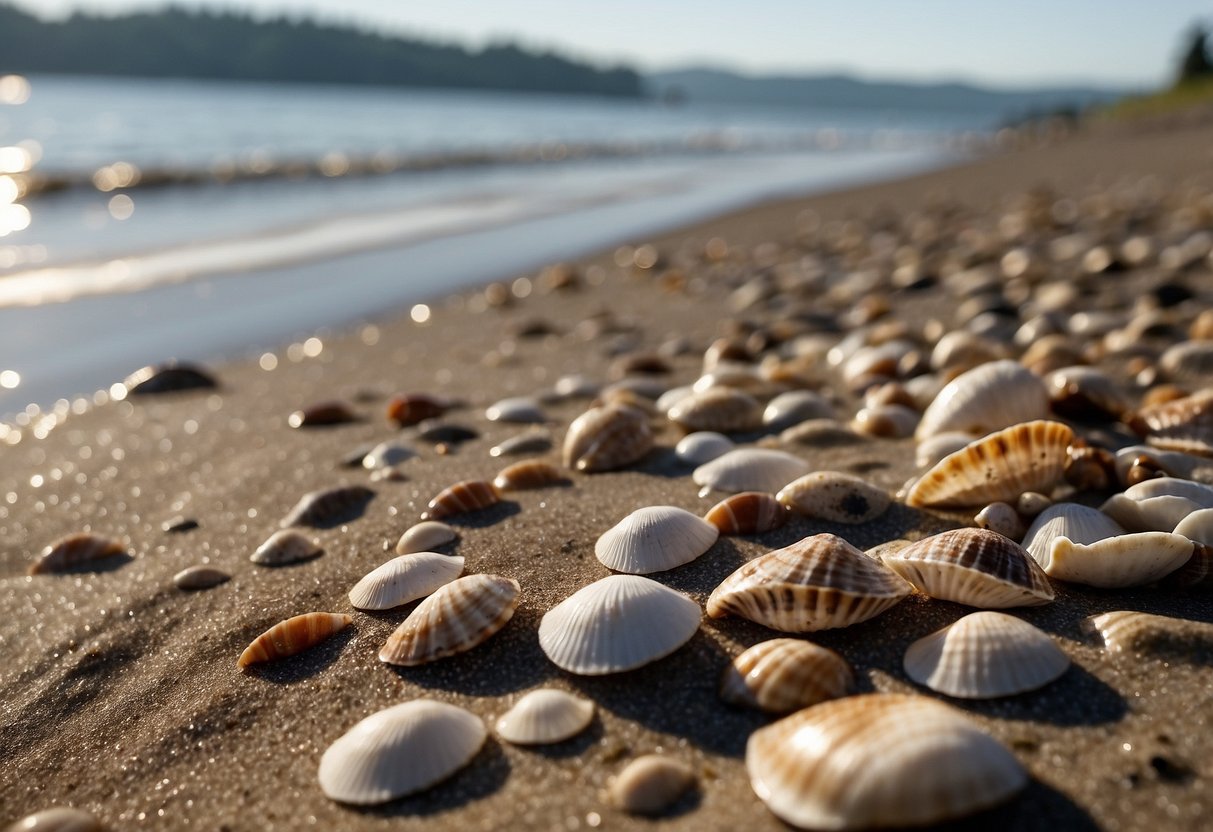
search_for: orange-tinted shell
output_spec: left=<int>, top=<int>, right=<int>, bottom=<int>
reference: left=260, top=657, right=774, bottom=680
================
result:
left=387, top=393, right=451, bottom=427
left=29, top=533, right=127, bottom=575
left=379, top=574, right=520, bottom=666
left=720, top=639, right=854, bottom=713
left=1128, top=389, right=1213, bottom=456
left=421, top=480, right=501, bottom=521
left=704, top=492, right=789, bottom=535
left=492, top=460, right=570, bottom=492
left=237, top=612, right=352, bottom=669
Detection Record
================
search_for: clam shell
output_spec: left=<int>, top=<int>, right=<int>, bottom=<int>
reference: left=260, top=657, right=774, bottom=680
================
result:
left=777, top=472, right=890, bottom=524
left=674, top=431, right=734, bottom=465
left=379, top=574, right=520, bottom=666
left=851, top=404, right=918, bottom=438
left=562, top=403, right=653, bottom=472
left=610, top=756, right=695, bottom=816
left=2, top=808, right=105, bottom=831
left=489, top=430, right=552, bottom=458
left=1100, top=477, right=1213, bottom=531
left=779, top=419, right=864, bottom=447
left=1020, top=502, right=1125, bottom=565
left=704, top=492, right=789, bottom=535
left=904, top=611, right=1069, bottom=698
left=251, top=529, right=323, bottom=565
left=485, top=396, right=546, bottom=423
left=1088, top=610, right=1213, bottom=656
left=915, top=432, right=974, bottom=469
left=1044, top=532, right=1192, bottom=588
left=386, top=393, right=451, bottom=426
left=707, top=533, right=912, bottom=632
left=1128, top=388, right=1213, bottom=455
left=906, top=420, right=1073, bottom=508
left=762, top=390, right=834, bottom=431
left=720, top=638, right=854, bottom=713
left=289, top=400, right=357, bottom=428
left=492, top=460, right=569, bottom=492
left=28, top=533, right=127, bottom=575
left=974, top=502, right=1025, bottom=541
left=494, top=689, right=594, bottom=745
left=667, top=387, right=762, bottom=433
left=173, top=565, right=231, bottom=590
left=595, top=506, right=719, bottom=574
left=915, top=360, right=1049, bottom=440
left=421, top=480, right=500, bottom=521
left=693, top=449, right=811, bottom=494
left=361, top=441, right=415, bottom=470
left=237, top=612, right=352, bottom=669
left=746, top=694, right=1027, bottom=830
left=395, top=520, right=458, bottom=554
left=318, top=699, right=486, bottom=804
left=1174, top=507, right=1213, bottom=544
left=280, top=485, right=374, bottom=528
left=538, top=575, right=700, bottom=675
left=348, top=552, right=465, bottom=610
left=882, top=528, right=1055, bottom=607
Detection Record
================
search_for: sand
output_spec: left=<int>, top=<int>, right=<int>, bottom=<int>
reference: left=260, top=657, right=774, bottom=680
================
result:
left=3, top=123, right=1213, bottom=831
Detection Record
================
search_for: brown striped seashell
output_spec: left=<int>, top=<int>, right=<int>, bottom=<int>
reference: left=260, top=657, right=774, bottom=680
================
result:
left=492, top=460, right=569, bottom=492
left=124, top=361, right=216, bottom=395
left=238, top=612, right=352, bottom=669
left=28, top=533, right=127, bottom=575
left=1087, top=610, right=1213, bottom=657
left=251, top=529, right=324, bottom=565
left=704, top=492, right=789, bottom=535
left=1020, top=503, right=1124, bottom=565
left=348, top=553, right=465, bottom=610
left=173, top=565, right=231, bottom=590
left=1043, top=532, right=1192, bottom=588
left=882, top=528, right=1054, bottom=607
left=610, top=756, right=696, bottom=816
left=288, top=400, right=357, bottom=428
left=494, top=689, right=595, bottom=746
left=746, top=694, right=1027, bottom=830
left=562, top=403, right=653, bottom=472
left=720, top=638, right=854, bottom=713
left=693, top=448, right=811, bottom=495
left=280, top=485, right=374, bottom=528
left=595, top=506, right=719, bottom=574
left=915, top=360, right=1049, bottom=440
left=707, top=533, right=912, bottom=632
left=777, top=472, right=890, bottom=524
left=906, top=420, right=1073, bottom=509
left=667, top=387, right=763, bottom=433
left=974, top=502, right=1025, bottom=541
left=1127, top=388, right=1213, bottom=456
left=421, top=480, right=500, bottom=521
left=1160, top=541, right=1213, bottom=588
left=396, top=520, right=458, bottom=554
left=3, top=808, right=106, bottom=831
left=386, top=392, right=451, bottom=426
left=379, top=574, right=520, bottom=666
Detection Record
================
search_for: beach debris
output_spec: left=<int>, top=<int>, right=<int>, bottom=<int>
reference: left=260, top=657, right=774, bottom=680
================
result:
left=379, top=574, right=519, bottom=666
left=562, top=403, right=653, bottom=472
left=494, top=689, right=594, bottom=746
left=485, top=396, right=547, bottom=423
left=704, top=491, right=789, bottom=535
left=387, top=393, right=453, bottom=426
left=668, top=387, right=763, bottom=433
left=1087, top=610, right=1213, bottom=657
left=609, top=756, right=696, bottom=816
left=915, top=360, right=1048, bottom=440
left=492, top=460, right=569, bottom=492
left=693, top=448, right=811, bottom=495
left=123, top=361, right=216, bottom=395
left=674, top=431, right=734, bottom=465
left=162, top=515, right=199, bottom=533
left=288, top=401, right=357, bottom=428
left=28, top=533, right=127, bottom=575
left=237, top=612, right=352, bottom=669
left=776, top=471, right=890, bottom=524
left=489, top=430, right=552, bottom=458
left=974, top=502, right=1026, bottom=541
left=251, top=529, right=323, bottom=566
left=421, top=479, right=501, bottom=521
left=2, top=808, right=106, bottom=831
left=1043, top=532, right=1193, bottom=588
left=720, top=638, right=854, bottom=714
left=173, top=565, right=231, bottom=590
left=396, top=521, right=458, bottom=554
left=361, top=441, right=415, bottom=470
left=762, top=390, right=834, bottom=431
left=1100, top=477, right=1213, bottom=532
left=279, top=485, right=374, bottom=528
left=1128, top=388, right=1213, bottom=456
left=594, top=506, right=719, bottom=574
left=348, top=553, right=465, bottom=610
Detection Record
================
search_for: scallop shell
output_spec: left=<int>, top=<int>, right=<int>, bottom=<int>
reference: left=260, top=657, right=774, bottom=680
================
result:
left=707, top=533, right=912, bottom=632
left=538, top=575, right=700, bottom=675
left=2, top=808, right=105, bottom=831
left=348, top=553, right=465, bottom=610
left=28, top=533, right=127, bottom=575
left=594, top=506, right=719, bottom=574
left=610, top=756, right=695, bottom=816
left=489, top=430, right=552, bottom=458
left=124, top=361, right=216, bottom=394
left=396, top=520, right=458, bottom=554
left=361, top=441, right=415, bottom=470
left=1020, top=502, right=1125, bottom=566
left=280, top=485, right=374, bottom=528
left=915, top=360, right=1049, bottom=440
left=1128, top=388, right=1213, bottom=455
left=420, top=480, right=500, bottom=521
left=1088, top=610, right=1213, bottom=656
left=915, top=432, right=974, bottom=469
left=974, top=502, right=1025, bottom=541
left=693, top=448, right=811, bottom=494
left=746, top=694, right=1027, bottom=830
left=485, top=396, right=546, bottom=423
left=668, top=387, right=762, bottom=433
left=674, top=431, right=734, bottom=465
left=237, top=612, right=352, bottom=669
left=288, top=400, right=357, bottom=428
left=882, top=528, right=1054, bottom=607
left=173, top=565, right=231, bottom=590
left=906, top=421, right=1073, bottom=508
left=1100, top=477, right=1213, bottom=532
left=251, top=529, right=324, bottom=566
left=492, top=460, right=569, bottom=492
left=704, top=492, right=789, bottom=535
left=379, top=574, right=520, bottom=666
left=386, top=393, right=451, bottom=426
left=777, top=472, right=890, bottom=524
left=562, top=403, right=653, bottom=472
left=494, top=689, right=595, bottom=745
left=720, top=638, right=854, bottom=713
left=318, top=699, right=486, bottom=804
left=762, top=390, right=834, bottom=431
left=903, top=611, right=1069, bottom=698
left=1043, top=532, right=1192, bottom=588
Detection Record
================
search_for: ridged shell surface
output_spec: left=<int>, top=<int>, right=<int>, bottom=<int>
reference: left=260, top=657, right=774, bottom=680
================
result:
left=251, top=529, right=323, bottom=565
left=610, top=756, right=696, bottom=816
left=915, top=360, right=1049, bottom=440
left=173, top=565, right=231, bottom=590
left=280, top=485, right=374, bottom=528
left=674, top=431, right=735, bottom=465
left=421, top=480, right=500, bottom=521
left=238, top=612, right=352, bottom=668
left=1088, top=610, right=1213, bottom=655
left=1129, top=388, right=1213, bottom=455
left=562, top=403, right=653, bottom=472
left=720, top=638, right=854, bottom=713
left=396, top=521, right=457, bottom=554
left=318, top=699, right=486, bottom=804
left=777, top=472, right=890, bottom=524
left=29, top=533, right=126, bottom=575
left=494, top=689, right=595, bottom=745
left=595, top=506, right=719, bottom=574
left=348, top=553, right=465, bottom=610
left=2, top=808, right=105, bottom=832
left=693, top=449, right=811, bottom=494
left=746, top=693, right=1027, bottom=830
left=704, top=492, right=789, bottom=535
left=1021, top=503, right=1125, bottom=566
left=1044, top=532, right=1192, bottom=588
left=707, top=534, right=912, bottom=632
left=379, top=574, right=519, bottom=666
left=492, top=460, right=569, bottom=492
left=883, top=528, right=1054, bottom=607
left=538, top=575, right=700, bottom=675
left=903, top=611, right=1069, bottom=698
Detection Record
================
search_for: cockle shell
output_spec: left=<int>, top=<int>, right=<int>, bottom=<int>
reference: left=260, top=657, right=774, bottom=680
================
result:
left=386, top=393, right=451, bottom=426
left=906, top=421, right=1073, bottom=508
left=704, top=492, right=789, bottom=535
left=289, top=401, right=357, bottom=428
left=595, top=506, right=719, bottom=574
left=251, top=529, right=324, bottom=566
left=492, top=460, right=569, bottom=492
left=974, top=502, right=1025, bottom=541
left=28, top=533, right=127, bottom=575
left=776, top=472, right=890, bottom=524
left=361, top=441, right=415, bottom=470
left=379, top=574, right=520, bottom=666
left=746, top=694, right=1027, bottom=830
left=1100, top=477, right=1213, bottom=532
left=903, top=611, right=1069, bottom=698
left=396, top=520, right=458, bottom=554
left=720, top=638, right=854, bottom=713
left=693, top=449, right=811, bottom=494
left=1020, top=503, right=1125, bottom=565
left=348, top=553, right=465, bottom=610
left=237, top=612, right=352, bottom=669
left=610, top=756, right=696, bottom=816
left=674, top=431, right=734, bottom=465
left=762, top=390, right=835, bottom=431
left=1128, top=388, right=1213, bottom=456
left=538, top=575, right=700, bottom=675
left=494, top=689, right=595, bottom=745
left=882, top=528, right=1054, bottom=607
left=915, top=360, right=1049, bottom=440
left=707, top=534, right=912, bottom=632
left=1088, top=610, right=1213, bottom=656
left=485, top=397, right=546, bottom=423
left=421, top=480, right=500, bottom=521
left=489, top=430, right=552, bottom=458
left=173, top=565, right=231, bottom=590
left=562, top=403, right=653, bottom=472
left=2, top=808, right=106, bottom=831
left=280, top=485, right=374, bottom=528
left=1043, top=532, right=1192, bottom=588
left=318, top=700, right=486, bottom=804
left=667, top=387, right=763, bottom=433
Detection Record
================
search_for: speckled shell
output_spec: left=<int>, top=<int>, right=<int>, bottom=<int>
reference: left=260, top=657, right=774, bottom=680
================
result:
left=1020, top=503, right=1125, bottom=566
left=494, top=689, right=595, bottom=745
left=693, top=449, right=811, bottom=494
left=489, top=430, right=552, bottom=458
left=1088, top=610, right=1213, bottom=655
left=386, top=393, right=451, bottom=426
left=915, top=360, right=1049, bottom=440
left=674, top=431, right=735, bottom=465
left=348, top=552, right=465, bottom=610
left=707, top=534, right=912, bottom=632
left=777, top=472, right=890, bottom=524
left=1044, top=532, right=1192, bottom=588
left=882, top=528, right=1055, bottom=607
left=251, top=529, right=324, bottom=565
left=379, top=574, right=519, bottom=666
left=595, top=506, right=719, bottom=574
left=562, top=403, right=653, bottom=472
left=173, top=565, right=230, bottom=590
left=2, top=808, right=106, bottom=832
left=318, top=699, right=486, bottom=804
left=28, top=533, right=126, bottom=575
left=746, top=694, right=1027, bottom=830
left=396, top=520, right=458, bottom=554
left=704, top=492, right=789, bottom=535
left=762, top=390, right=835, bottom=431
left=238, top=612, right=352, bottom=669
left=720, top=638, right=854, bottom=713
left=904, top=611, right=1068, bottom=698
left=492, top=460, right=569, bottom=492
left=610, top=756, right=696, bottom=816
left=906, top=421, right=1073, bottom=509
left=485, top=396, right=547, bottom=423
left=280, top=485, right=374, bottom=528
left=668, top=387, right=763, bottom=433
left=421, top=480, right=500, bottom=521
left=538, top=575, right=701, bottom=675
left=1100, top=477, right=1213, bottom=532
left=1128, top=388, right=1213, bottom=455
left=361, top=441, right=415, bottom=470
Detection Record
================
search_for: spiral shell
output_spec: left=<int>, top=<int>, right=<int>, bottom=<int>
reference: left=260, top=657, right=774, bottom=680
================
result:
left=348, top=552, right=465, bottom=610
left=395, top=520, right=457, bottom=554
left=492, top=460, right=569, bottom=492
left=251, top=529, right=323, bottom=566
left=28, top=533, right=127, bottom=575
left=379, top=574, right=519, bottom=666
left=421, top=480, right=500, bottom=521
left=595, top=506, right=719, bottom=574
left=280, top=485, right=374, bottom=528
left=562, top=403, right=653, bottom=472
left=494, top=689, right=594, bottom=746
left=237, top=612, right=352, bottom=669
left=915, top=360, right=1049, bottom=440
left=667, top=387, right=763, bottom=433
left=777, top=472, right=890, bottom=524
left=693, top=449, right=811, bottom=494
left=720, top=638, right=854, bottom=713
left=704, top=492, right=789, bottom=535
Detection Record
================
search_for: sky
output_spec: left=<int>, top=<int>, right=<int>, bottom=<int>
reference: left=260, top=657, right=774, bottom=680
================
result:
left=11, top=0, right=1213, bottom=89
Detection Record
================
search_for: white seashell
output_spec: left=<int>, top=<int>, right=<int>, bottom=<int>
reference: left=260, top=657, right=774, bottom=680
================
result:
left=1020, top=503, right=1125, bottom=565
left=720, top=638, right=854, bottom=713
left=974, top=502, right=1025, bottom=541
left=654, top=384, right=696, bottom=415
left=250, top=529, right=323, bottom=566
left=2, top=808, right=105, bottom=831
left=538, top=575, right=700, bottom=675
left=1174, top=507, right=1213, bottom=544
left=595, top=506, right=719, bottom=574
left=379, top=574, right=520, bottom=665
left=486, top=396, right=546, bottom=423
left=362, top=441, right=415, bottom=470
left=1100, top=477, right=1213, bottom=532
left=903, top=611, right=1069, bottom=698
left=776, top=472, right=890, bottom=524
left=551, top=373, right=600, bottom=400
left=494, top=689, right=594, bottom=745
left=396, top=520, right=458, bottom=554
left=674, top=431, right=734, bottom=465
left=762, top=390, right=834, bottom=430
left=915, top=432, right=974, bottom=469
left=318, top=699, right=486, bottom=804
left=610, top=755, right=696, bottom=815
left=915, top=360, right=1049, bottom=440
left=1044, top=532, right=1192, bottom=588
left=693, top=448, right=810, bottom=495
left=348, top=553, right=465, bottom=610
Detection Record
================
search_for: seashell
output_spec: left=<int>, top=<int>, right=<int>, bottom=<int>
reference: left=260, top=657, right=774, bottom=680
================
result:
left=1114, top=445, right=1213, bottom=486
left=930, top=330, right=1004, bottom=373
left=386, top=393, right=451, bottom=426
left=654, top=384, right=695, bottom=415
left=318, top=699, right=486, bottom=804
left=1100, top=477, right=1213, bottom=531
left=668, top=387, right=762, bottom=434
left=777, top=472, right=890, bottom=524
left=611, top=352, right=672, bottom=379
left=604, top=376, right=669, bottom=402
left=1174, top=507, right=1213, bottom=545
left=238, top=612, right=352, bottom=669
left=1045, top=366, right=1131, bottom=422
left=421, top=480, right=500, bottom=521
left=674, top=431, right=734, bottom=465
left=1161, top=341, right=1213, bottom=383
left=348, top=553, right=465, bottom=610
left=762, top=390, right=834, bottom=431
left=485, top=396, right=546, bottom=423
left=3, top=808, right=106, bottom=831
left=28, top=533, right=127, bottom=575
left=778, top=418, right=864, bottom=447
left=339, top=442, right=375, bottom=468
left=915, top=431, right=973, bottom=469
left=1017, top=491, right=1053, bottom=517
left=396, top=520, right=458, bottom=554
left=280, top=485, right=374, bottom=528
left=416, top=420, right=479, bottom=444
left=162, top=515, right=199, bottom=533
left=551, top=373, right=600, bottom=400
left=903, top=611, right=1069, bottom=698
left=1160, top=540, right=1213, bottom=588
left=1088, top=610, right=1213, bottom=656
left=251, top=529, right=323, bottom=565
left=562, top=403, right=653, bottom=472
left=707, top=534, right=912, bottom=631
left=595, top=506, right=719, bottom=574
left=974, top=502, right=1025, bottom=541
left=609, top=756, right=695, bottom=816
left=906, top=421, right=1073, bottom=508
left=692, top=367, right=772, bottom=397
left=1043, top=532, right=1192, bottom=588
left=704, top=492, right=789, bottom=535
left=915, top=360, right=1049, bottom=440
left=361, top=441, right=415, bottom=470
left=1063, top=444, right=1116, bottom=491
left=124, top=361, right=216, bottom=395
left=882, top=528, right=1054, bottom=607
left=489, top=430, right=552, bottom=458
left=1128, top=388, right=1213, bottom=456
left=693, top=449, right=810, bottom=495
left=1020, top=503, right=1124, bottom=565
left=379, top=574, right=519, bottom=666
left=538, top=575, right=700, bottom=675
left=173, top=565, right=230, bottom=590
left=851, top=404, right=918, bottom=438
left=288, top=401, right=357, bottom=428
left=492, top=460, right=569, bottom=492
left=494, top=689, right=594, bottom=745
left=720, top=638, right=853, bottom=713
left=746, top=694, right=1027, bottom=830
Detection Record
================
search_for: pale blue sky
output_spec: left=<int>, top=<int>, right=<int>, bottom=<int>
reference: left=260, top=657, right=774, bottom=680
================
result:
left=13, top=0, right=1213, bottom=89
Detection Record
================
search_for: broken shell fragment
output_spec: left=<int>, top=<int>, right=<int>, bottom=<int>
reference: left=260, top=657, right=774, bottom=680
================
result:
left=280, top=485, right=374, bottom=528
left=348, top=552, right=465, bottom=610
left=238, top=612, right=352, bottom=669
left=595, top=506, right=719, bottom=574
left=610, top=756, right=696, bottom=816
left=421, top=480, right=501, bottom=521
left=777, top=472, right=890, bottom=524
left=494, top=689, right=594, bottom=746
left=562, top=403, right=653, bottom=472
left=379, top=574, right=520, bottom=666
left=693, top=448, right=811, bottom=494
left=1020, top=503, right=1125, bottom=566
left=704, top=492, right=789, bottom=535
left=915, top=359, right=1049, bottom=440
left=720, top=638, right=854, bottom=713
left=251, top=529, right=323, bottom=566
left=28, top=533, right=127, bottom=575
left=1044, top=532, right=1192, bottom=588
left=173, top=565, right=231, bottom=590
left=492, top=460, right=569, bottom=492
left=396, top=520, right=457, bottom=554
left=674, top=431, right=735, bottom=466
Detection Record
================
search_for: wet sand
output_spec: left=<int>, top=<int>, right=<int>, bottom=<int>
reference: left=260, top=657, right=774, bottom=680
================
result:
left=3, top=124, right=1213, bottom=831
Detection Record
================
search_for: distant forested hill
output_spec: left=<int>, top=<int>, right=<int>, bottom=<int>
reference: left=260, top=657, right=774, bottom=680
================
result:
left=0, top=4, right=643, bottom=97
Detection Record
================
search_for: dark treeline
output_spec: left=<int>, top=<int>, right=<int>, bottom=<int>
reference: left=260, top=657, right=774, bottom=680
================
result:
left=0, top=4, right=643, bottom=97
